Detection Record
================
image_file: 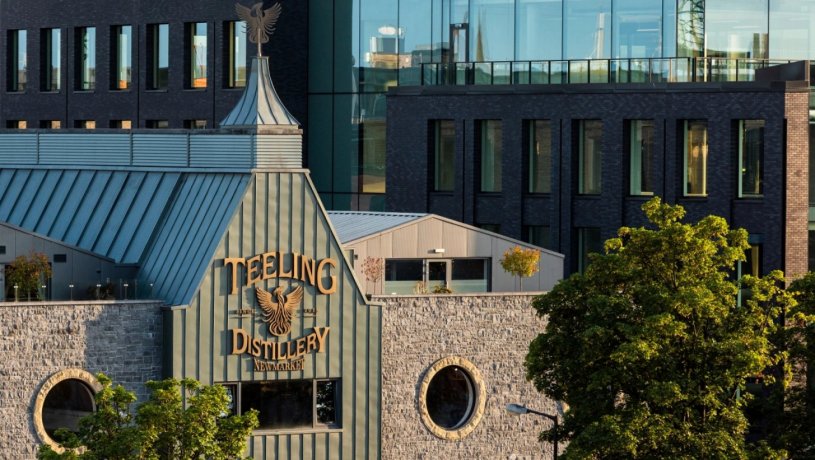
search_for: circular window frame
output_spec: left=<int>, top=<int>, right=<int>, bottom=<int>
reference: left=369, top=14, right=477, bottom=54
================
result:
left=33, top=369, right=102, bottom=453
left=418, top=356, right=486, bottom=440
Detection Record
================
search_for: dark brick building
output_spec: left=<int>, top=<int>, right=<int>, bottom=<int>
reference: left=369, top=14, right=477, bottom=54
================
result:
left=386, top=80, right=811, bottom=276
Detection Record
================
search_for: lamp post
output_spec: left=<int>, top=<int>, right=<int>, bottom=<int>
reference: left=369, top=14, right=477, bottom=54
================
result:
left=506, top=403, right=559, bottom=459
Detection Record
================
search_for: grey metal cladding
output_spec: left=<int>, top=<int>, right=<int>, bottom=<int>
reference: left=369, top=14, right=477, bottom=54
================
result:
left=190, top=135, right=253, bottom=169
left=220, top=57, right=300, bottom=128
left=327, top=211, right=427, bottom=243
left=0, top=169, right=182, bottom=264
left=138, top=173, right=250, bottom=306
left=39, top=134, right=131, bottom=166
left=0, top=134, right=37, bottom=164
left=133, top=134, right=189, bottom=167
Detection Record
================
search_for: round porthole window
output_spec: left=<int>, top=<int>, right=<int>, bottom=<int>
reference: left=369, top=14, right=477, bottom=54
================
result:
left=419, top=356, right=486, bottom=440
left=33, top=369, right=102, bottom=453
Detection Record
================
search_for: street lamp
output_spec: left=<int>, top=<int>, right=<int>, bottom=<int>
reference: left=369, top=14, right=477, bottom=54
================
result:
left=506, top=403, right=559, bottom=459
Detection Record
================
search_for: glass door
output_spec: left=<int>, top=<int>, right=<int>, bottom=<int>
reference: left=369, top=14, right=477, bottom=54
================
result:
left=427, top=260, right=450, bottom=292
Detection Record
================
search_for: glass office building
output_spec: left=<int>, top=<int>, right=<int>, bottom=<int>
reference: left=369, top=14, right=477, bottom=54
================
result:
left=308, top=0, right=815, bottom=210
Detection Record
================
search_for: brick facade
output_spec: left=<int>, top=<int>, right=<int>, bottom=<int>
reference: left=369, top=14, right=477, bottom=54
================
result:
left=0, top=301, right=163, bottom=458
left=386, top=82, right=811, bottom=276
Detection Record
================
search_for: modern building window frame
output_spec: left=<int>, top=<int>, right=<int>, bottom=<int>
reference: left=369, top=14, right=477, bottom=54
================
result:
left=738, top=119, right=764, bottom=198
left=42, top=28, right=62, bottom=92
left=221, top=379, right=341, bottom=432
left=431, top=120, right=455, bottom=192
left=187, top=22, right=208, bottom=89
left=226, top=20, right=247, bottom=88
left=578, top=120, right=602, bottom=195
left=148, top=23, right=170, bottom=90
left=112, top=25, right=132, bottom=90
left=8, top=29, right=27, bottom=92
left=683, top=120, right=708, bottom=196
left=577, top=227, right=602, bottom=274
left=479, top=120, right=502, bottom=193
left=629, top=119, right=655, bottom=196
left=76, top=27, right=96, bottom=91
left=527, top=120, right=552, bottom=194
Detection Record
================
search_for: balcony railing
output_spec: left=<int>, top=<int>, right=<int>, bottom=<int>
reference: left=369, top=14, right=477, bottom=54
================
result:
left=420, top=57, right=800, bottom=86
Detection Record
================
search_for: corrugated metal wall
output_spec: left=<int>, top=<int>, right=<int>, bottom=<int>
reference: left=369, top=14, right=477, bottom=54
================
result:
left=165, top=171, right=381, bottom=460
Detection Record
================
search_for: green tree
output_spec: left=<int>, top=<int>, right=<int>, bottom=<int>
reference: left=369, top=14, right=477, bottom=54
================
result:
left=525, top=197, right=791, bottom=459
left=500, top=245, right=541, bottom=289
left=6, top=252, right=52, bottom=301
left=38, top=374, right=258, bottom=460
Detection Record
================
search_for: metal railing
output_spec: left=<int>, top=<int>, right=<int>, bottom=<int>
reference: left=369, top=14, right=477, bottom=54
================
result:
left=420, top=57, right=799, bottom=86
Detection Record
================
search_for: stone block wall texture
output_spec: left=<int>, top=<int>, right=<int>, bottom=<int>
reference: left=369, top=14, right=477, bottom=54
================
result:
left=379, top=293, right=556, bottom=460
left=0, top=301, right=163, bottom=458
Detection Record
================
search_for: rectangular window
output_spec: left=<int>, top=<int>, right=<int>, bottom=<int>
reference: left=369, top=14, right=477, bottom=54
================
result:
left=432, top=120, right=455, bottom=192
left=39, top=120, right=61, bottom=129
left=146, top=120, right=169, bottom=129
left=361, top=121, right=386, bottom=193
left=528, top=120, right=552, bottom=194
left=233, top=379, right=339, bottom=431
left=450, top=259, right=489, bottom=293
left=184, top=119, right=208, bottom=129
left=76, top=27, right=96, bottom=90
left=479, top=223, right=501, bottom=234
left=629, top=120, right=655, bottom=195
left=112, top=25, right=132, bottom=90
left=526, top=225, right=551, bottom=249
left=149, top=24, right=169, bottom=90
left=5, top=120, right=26, bottom=129
left=53, top=254, right=67, bottom=263
left=42, top=28, right=61, bottom=91
left=8, top=30, right=27, bottom=92
left=739, top=120, right=764, bottom=197
left=188, top=22, right=207, bottom=89
left=74, top=120, right=96, bottom=129
left=684, top=120, right=708, bottom=196
left=578, top=120, right=602, bottom=194
left=227, top=21, right=247, bottom=88
left=577, top=227, right=602, bottom=273
left=110, top=120, right=132, bottom=129
left=479, top=120, right=502, bottom=192
left=385, top=259, right=424, bottom=294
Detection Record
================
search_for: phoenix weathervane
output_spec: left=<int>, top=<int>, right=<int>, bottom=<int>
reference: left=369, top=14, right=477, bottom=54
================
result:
left=236, top=1, right=282, bottom=58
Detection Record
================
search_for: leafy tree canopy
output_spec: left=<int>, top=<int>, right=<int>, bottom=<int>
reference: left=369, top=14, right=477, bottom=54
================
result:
left=525, top=197, right=797, bottom=459
left=38, top=374, right=258, bottom=460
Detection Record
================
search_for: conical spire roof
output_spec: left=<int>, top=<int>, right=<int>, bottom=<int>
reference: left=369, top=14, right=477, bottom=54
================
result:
left=220, top=57, right=300, bottom=131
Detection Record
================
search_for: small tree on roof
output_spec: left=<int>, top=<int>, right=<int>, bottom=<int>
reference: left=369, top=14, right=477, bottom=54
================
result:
left=500, top=245, right=541, bottom=290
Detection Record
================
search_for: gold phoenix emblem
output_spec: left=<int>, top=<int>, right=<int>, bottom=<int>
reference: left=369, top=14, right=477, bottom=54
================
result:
left=256, top=285, right=303, bottom=336
left=236, top=2, right=282, bottom=57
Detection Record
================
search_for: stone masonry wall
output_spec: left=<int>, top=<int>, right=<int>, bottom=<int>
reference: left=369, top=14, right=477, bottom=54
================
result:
left=379, top=293, right=557, bottom=459
left=0, top=301, right=163, bottom=458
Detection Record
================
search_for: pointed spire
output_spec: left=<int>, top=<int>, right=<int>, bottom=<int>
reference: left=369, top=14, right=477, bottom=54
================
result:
left=220, top=57, right=300, bottom=133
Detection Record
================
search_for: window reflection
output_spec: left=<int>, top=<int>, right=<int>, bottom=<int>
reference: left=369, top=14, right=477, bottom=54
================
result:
left=228, top=21, right=247, bottom=88
left=479, top=120, right=502, bottom=193
left=471, top=0, right=514, bottom=61
left=684, top=120, right=708, bottom=196
left=9, top=30, right=27, bottom=92
left=77, top=27, right=96, bottom=91
left=739, top=120, right=764, bottom=197
left=564, top=0, right=611, bottom=59
left=770, top=0, right=815, bottom=59
left=432, top=120, right=456, bottom=192
left=578, top=120, right=602, bottom=194
left=188, top=23, right=207, bottom=89
left=517, top=0, right=562, bottom=60
left=528, top=120, right=552, bottom=194
left=43, top=28, right=61, bottom=92
left=149, top=24, right=169, bottom=90
left=113, top=26, right=132, bottom=90
left=629, top=120, right=654, bottom=195
left=705, top=0, right=768, bottom=59
left=677, top=0, right=704, bottom=57
left=612, top=0, right=661, bottom=58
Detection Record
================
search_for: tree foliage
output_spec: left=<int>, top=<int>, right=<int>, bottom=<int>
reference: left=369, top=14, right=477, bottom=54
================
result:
left=38, top=374, right=258, bottom=460
left=6, top=252, right=52, bottom=301
left=500, top=246, right=541, bottom=289
left=525, top=197, right=796, bottom=459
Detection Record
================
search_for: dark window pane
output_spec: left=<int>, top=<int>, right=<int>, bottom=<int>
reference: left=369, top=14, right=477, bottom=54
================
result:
left=316, top=380, right=338, bottom=425
left=241, top=381, right=313, bottom=430
left=579, top=120, right=602, bottom=194
left=629, top=120, right=654, bottom=195
left=42, top=379, right=95, bottom=439
left=740, top=120, right=764, bottom=197
left=480, top=120, right=502, bottom=192
left=529, top=120, right=552, bottom=194
left=426, top=366, right=475, bottom=429
left=385, top=260, right=423, bottom=281
left=433, top=120, right=456, bottom=192
left=113, top=25, right=132, bottom=89
left=451, top=259, right=485, bottom=280
left=684, top=120, right=708, bottom=196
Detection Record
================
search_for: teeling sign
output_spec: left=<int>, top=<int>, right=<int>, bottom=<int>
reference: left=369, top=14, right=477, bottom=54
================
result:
left=224, top=252, right=337, bottom=295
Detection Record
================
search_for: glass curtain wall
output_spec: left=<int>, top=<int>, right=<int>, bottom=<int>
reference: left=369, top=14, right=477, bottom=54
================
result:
left=77, top=27, right=96, bottom=90
left=113, top=26, right=132, bottom=90
left=564, top=0, right=611, bottom=59
left=770, top=0, right=815, bottom=59
left=517, top=0, right=562, bottom=60
left=677, top=0, right=704, bottom=57
left=705, top=0, right=768, bottom=59
left=612, top=0, right=661, bottom=58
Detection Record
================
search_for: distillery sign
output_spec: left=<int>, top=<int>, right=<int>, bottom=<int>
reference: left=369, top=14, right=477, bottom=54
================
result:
left=224, top=251, right=336, bottom=371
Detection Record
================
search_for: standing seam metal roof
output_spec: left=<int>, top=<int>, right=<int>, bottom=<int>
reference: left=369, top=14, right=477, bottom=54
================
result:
left=326, top=211, right=428, bottom=243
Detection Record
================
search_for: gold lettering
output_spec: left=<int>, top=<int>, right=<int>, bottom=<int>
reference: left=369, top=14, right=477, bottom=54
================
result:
left=292, top=253, right=300, bottom=281
left=314, top=327, right=330, bottom=353
left=280, top=252, right=293, bottom=279
left=306, top=331, right=317, bottom=353
left=224, top=258, right=245, bottom=295
left=296, top=336, right=306, bottom=356
left=246, top=255, right=262, bottom=286
left=251, top=338, right=262, bottom=357
left=231, top=328, right=249, bottom=355
left=262, top=251, right=278, bottom=281
left=301, top=256, right=315, bottom=287
left=317, top=259, right=337, bottom=294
